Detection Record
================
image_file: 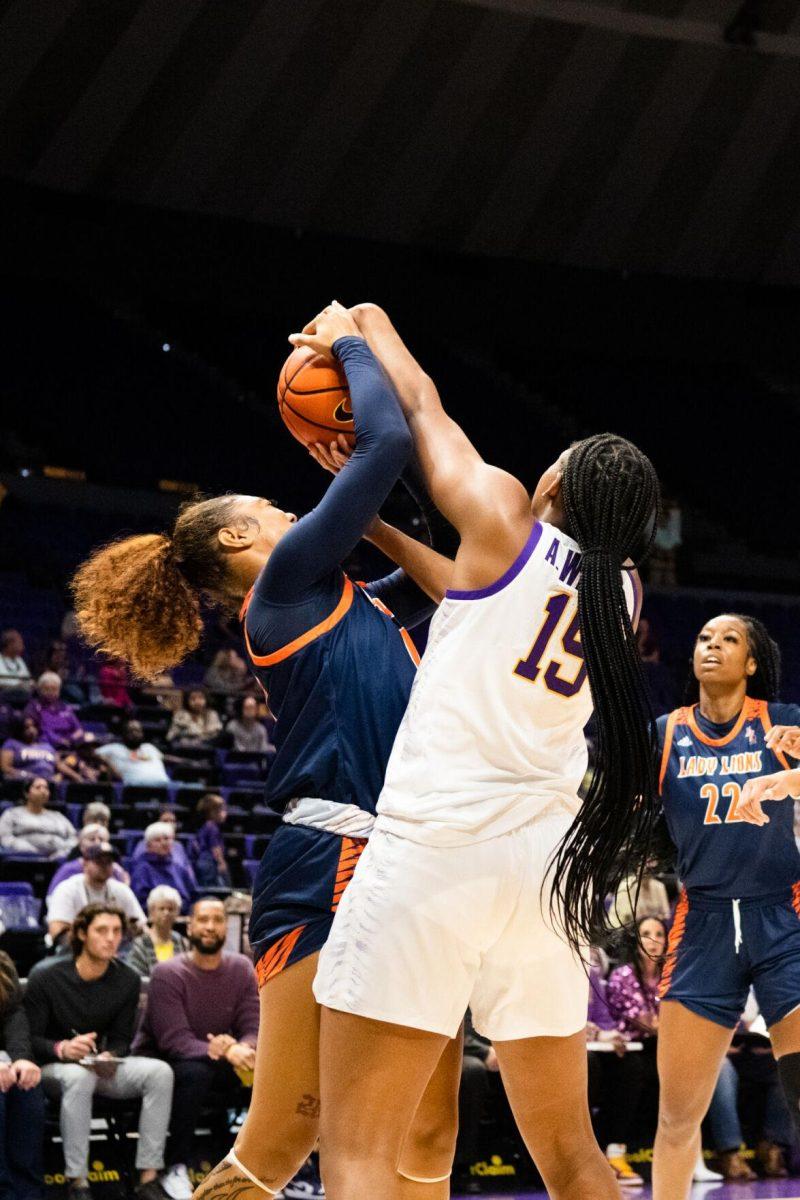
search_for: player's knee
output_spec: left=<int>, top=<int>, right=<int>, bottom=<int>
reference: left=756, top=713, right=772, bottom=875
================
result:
left=399, top=1109, right=458, bottom=1180
left=778, top=1053, right=800, bottom=1135
left=656, top=1100, right=700, bottom=1143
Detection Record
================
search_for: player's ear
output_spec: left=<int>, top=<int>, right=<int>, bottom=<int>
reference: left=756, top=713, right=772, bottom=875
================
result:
left=544, top=470, right=563, bottom=501
left=745, top=655, right=757, bottom=677
left=218, top=519, right=258, bottom=551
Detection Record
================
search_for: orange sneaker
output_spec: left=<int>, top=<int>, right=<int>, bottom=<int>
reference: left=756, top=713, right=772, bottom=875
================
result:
left=606, top=1155, right=645, bottom=1188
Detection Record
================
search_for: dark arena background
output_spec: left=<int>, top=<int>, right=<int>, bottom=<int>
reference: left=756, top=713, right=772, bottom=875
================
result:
left=1, top=2, right=800, bottom=1198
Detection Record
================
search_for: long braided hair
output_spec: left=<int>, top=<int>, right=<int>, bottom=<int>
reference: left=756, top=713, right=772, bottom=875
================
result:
left=683, top=613, right=781, bottom=704
left=550, top=433, right=661, bottom=953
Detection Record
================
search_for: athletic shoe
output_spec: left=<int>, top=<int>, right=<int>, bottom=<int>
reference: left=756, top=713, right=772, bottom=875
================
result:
left=160, top=1164, right=194, bottom=1200
left=692, top=1156, right=723, bottom=1183
left=283, top=1155, right=325, bottom=1199
left=67, top=1186, right=93, bottom=1200
left=606, top=1156, right=644, bottom=1187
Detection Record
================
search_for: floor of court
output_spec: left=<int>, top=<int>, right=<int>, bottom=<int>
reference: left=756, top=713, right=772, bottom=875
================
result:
left=452, top=1184, right=800, bottom=1199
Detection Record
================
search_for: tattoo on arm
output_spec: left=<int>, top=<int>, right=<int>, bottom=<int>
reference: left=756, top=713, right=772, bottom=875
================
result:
left=197, top=1163, right=279, bottom=1199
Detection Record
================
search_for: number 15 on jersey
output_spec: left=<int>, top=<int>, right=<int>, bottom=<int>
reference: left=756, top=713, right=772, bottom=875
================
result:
left=514, top=592, right=587, bottom=698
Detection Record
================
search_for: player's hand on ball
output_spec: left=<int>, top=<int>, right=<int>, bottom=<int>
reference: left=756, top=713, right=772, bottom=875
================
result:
left=289, top=301, right=362, bottom=359
left=739, top=770, right=800, bottom=825
left=308, top=434, right=352, bottom=474
left=765, top=725, right=800, bottom=758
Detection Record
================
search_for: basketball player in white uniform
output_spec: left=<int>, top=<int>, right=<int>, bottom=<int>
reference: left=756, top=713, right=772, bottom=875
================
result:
left=311, top=304, right=660, bottom=1200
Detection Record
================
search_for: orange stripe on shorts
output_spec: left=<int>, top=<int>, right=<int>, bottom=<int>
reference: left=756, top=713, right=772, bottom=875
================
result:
left=331, top=837, right=366, bottom=912
left=659, top=890, right=689, bottom=999
left=255, top=924, right=306, bottom=988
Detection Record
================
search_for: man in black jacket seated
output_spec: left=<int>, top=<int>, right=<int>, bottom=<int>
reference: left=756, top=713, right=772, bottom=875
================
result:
left=23, top=903, right=174, bottom=1200
left=0, top=949, right=43, bottom=1200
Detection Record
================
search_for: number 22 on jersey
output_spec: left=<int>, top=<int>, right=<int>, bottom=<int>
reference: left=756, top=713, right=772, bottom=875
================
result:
left=514, top=591, right=587, bottom=698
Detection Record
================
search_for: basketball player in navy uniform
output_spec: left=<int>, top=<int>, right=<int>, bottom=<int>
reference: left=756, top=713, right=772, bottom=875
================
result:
left=72, top=303, right=461, bottom=1200
left=652, top=613, right=800, bottom=1198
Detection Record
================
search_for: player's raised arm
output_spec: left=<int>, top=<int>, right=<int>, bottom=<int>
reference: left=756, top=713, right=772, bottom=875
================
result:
left=308, top=435, right=453, bottom=608
left=261, top=304, right=412, bottom=602
left=349, top=304, right=531, bottom=567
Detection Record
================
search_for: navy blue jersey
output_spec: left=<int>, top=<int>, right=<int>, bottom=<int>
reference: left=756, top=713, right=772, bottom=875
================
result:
left=658, top=700, right=800, bottom=899
left=242, top=572, right=419, bottom=814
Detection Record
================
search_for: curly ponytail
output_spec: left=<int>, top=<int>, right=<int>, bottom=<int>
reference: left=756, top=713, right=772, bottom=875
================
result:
left=550, top=433, right=661, bottom=952
left=72, top=494, right=250, bottom=680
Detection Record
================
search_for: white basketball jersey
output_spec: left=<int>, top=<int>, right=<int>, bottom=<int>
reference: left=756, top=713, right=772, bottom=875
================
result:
left=377, top=520, right=642, bottom=846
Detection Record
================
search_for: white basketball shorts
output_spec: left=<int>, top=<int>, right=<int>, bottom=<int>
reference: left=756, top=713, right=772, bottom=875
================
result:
left=313, top=809, right=589, bottom=1041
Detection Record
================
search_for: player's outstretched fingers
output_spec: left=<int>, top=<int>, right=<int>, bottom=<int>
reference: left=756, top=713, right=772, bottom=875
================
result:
left=766, top=725, right=800, bottom=757
left=739, top=778, right=772, bottom=825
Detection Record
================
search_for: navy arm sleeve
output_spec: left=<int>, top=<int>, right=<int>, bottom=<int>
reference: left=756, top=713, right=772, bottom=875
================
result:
left=257, top=336, right=412, bottom=603
left=365, top=457, right=460, bottom=629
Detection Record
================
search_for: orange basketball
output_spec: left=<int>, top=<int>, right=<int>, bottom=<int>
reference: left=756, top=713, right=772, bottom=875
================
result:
left=277, top=345, right=355, bottom=448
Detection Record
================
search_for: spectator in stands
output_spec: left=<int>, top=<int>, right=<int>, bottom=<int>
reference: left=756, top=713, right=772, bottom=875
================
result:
left=0, top=776, right=76, bottom=858
left=635, top=616, right=678, bottom=716
left=47, top=823, right=129, bottom=895
left=41, top=639, right=84, bottom=705
left=128, top=886, right=189, bottom=977
left=135, top=897, right=258, bottom=1200
left=455, top=1010, right=500, bottom=1179
left=190, top=794, right=230, bottom=888
left=609, top=864, right=672, bottom=929
left=599, top=918, right=667, bottom=1187
left=225, top=694, right=271, bottom=753
left=82, top=800, right=111, bottom=829
left=0, top=950, right=44, bottom=1200
left=25, top=903, right=174, bottom=1200
left=0, top=630, right=33, bottom=699
left=97, top=657, right=133, bottom=709
left=166, top=690, right=222, bottom=748
left=94, top=719, right=169, bottom=787
left=204, top=648, right=248, bottom=697
left=1, top=715, right=58, bottom=782
left=47, top=842, right=145, bottom=946
left=649, top=496, right=682, bottom=586
left=131, top=808, right=191, bottom=870
left=0, top=700, right=11, bottom=745
left=1, top=714, right=94, bottom=784
left=130, top=823, right=196, bottom=913
left=24, top=674, right=88, bottom=750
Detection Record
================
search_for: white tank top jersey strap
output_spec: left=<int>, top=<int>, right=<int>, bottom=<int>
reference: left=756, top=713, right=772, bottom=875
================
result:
left=376, top=519, right=641, bottom=846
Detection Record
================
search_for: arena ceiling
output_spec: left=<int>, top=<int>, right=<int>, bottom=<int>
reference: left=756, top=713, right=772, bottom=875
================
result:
left=3, top=0, right=800, bottom=284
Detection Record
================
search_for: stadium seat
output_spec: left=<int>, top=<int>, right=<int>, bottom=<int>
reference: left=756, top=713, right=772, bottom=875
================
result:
left=121, top=786, right=170, bottom=807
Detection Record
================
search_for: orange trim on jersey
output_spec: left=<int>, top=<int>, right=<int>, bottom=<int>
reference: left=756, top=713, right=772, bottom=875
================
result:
left=685, top=698, right=763, bottom=748
left=356, top=582, right=421, bottom=667
left=242, top=577, right=354, bottom=668
left=255, top=924, right=306, bottom=987
left=792, top=883, right=800, bottom=922
left=659, top=889, right=689, bottom=999
left=760, top=705, right=791, bottom=771
left=331, top=836, right=367, bottom=912
left=658, top=709, right=682, bottom=795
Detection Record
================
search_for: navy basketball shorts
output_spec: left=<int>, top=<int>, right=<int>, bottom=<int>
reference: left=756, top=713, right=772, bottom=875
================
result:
left=660, top=886, right=800, bottom=1029
left=248, top=822, right=366, bottom=988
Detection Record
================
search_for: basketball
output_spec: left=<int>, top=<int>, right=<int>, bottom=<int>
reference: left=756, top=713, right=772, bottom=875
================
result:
left=277, top=345, right=355, bottom=448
